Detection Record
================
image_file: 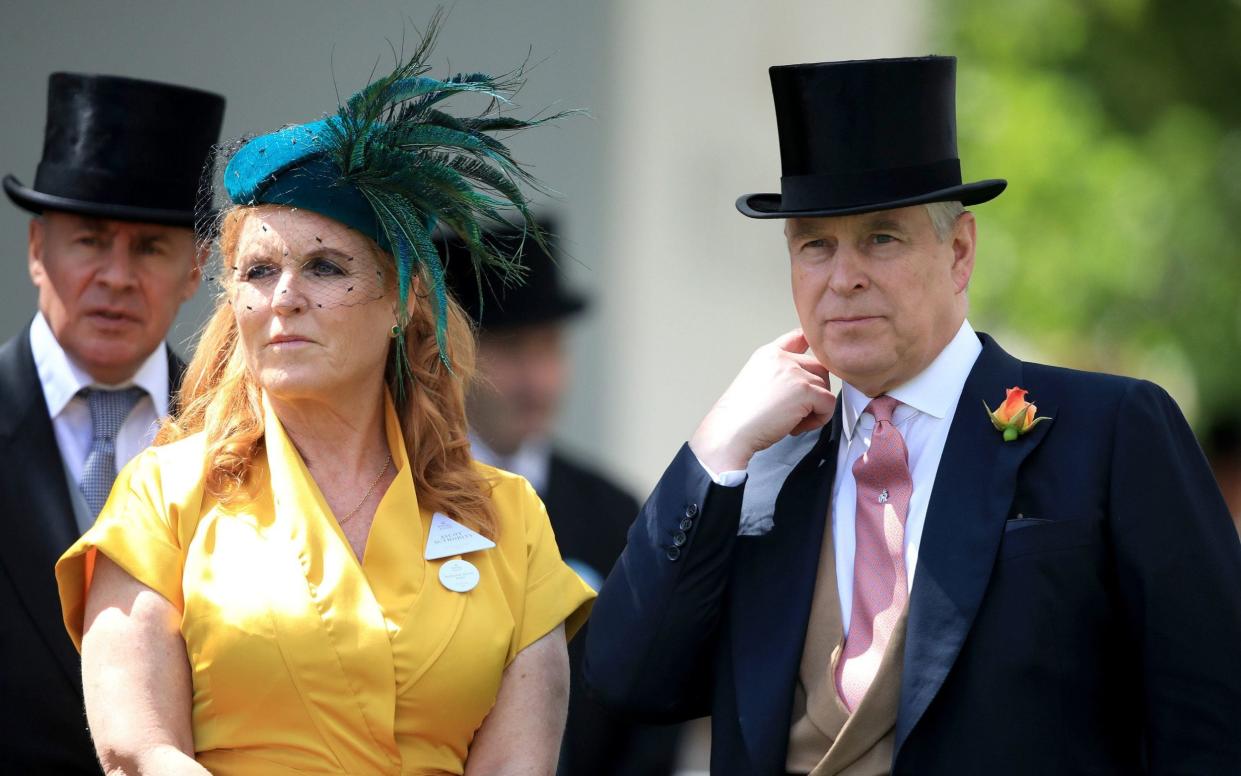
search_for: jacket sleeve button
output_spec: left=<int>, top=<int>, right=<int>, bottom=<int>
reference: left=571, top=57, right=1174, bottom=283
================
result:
left=685, top=503, right=699, bottom=518
left=666, top=546, right=682, bottom=561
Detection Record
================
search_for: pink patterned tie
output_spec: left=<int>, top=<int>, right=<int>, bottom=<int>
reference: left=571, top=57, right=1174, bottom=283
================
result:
left=835, top=395, right=912, bottom=711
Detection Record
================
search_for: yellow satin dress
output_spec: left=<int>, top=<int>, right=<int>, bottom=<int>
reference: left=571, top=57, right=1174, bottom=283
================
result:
left=57, top=394, right=595, bottom=775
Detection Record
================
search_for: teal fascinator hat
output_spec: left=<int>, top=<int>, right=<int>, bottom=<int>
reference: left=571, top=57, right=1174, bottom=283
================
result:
left=226, top=121, right=388, bottom=246
left=221, top=13, right=566, bottom=387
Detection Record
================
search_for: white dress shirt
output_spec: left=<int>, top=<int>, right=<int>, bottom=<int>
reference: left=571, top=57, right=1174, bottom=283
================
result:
left=832, top=319, right=980, bottom=632
left=30, top=311, right=170, bottom=489
left=699, top=319, right=981, bottom=634
left=468, top=432, right=552, bottom=495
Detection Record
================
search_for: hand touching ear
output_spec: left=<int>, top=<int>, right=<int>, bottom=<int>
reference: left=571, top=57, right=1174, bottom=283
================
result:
left=690, top=329, right=836, bottom=474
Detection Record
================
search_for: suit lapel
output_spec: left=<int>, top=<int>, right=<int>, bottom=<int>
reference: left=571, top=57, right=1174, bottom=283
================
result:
left=729, top=408, right=842, bottom=772
left=894, top=334, right=1056, bottom=754
left=0, top=327, right=188, bottom=688
left=0, top=325, right=83, bottom=684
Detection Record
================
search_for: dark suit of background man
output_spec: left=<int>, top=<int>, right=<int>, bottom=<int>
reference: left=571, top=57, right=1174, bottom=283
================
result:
left=1203, top=413, right=1241, bottom=538
left=584, top=56, right=1241, bottom=775
left=0, top=74, right=224, bottom=773
left=444, top=224, right=683, bottom=776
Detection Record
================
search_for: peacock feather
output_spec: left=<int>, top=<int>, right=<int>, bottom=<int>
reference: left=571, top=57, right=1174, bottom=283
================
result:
left=318, top=10, right=567, bottom=379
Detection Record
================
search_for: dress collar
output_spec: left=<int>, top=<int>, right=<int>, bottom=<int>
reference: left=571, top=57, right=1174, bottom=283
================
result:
left=259, top=388, right=408, bottom=765
left=30, top=311, right=169, bottom=417
left=840, top=319, right=983, bottom=442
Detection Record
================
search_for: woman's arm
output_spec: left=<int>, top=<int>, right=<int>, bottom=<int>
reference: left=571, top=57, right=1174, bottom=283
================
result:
left=81, top=554, right=207, bottom=776
left=465, top=624, right=570, bottom=776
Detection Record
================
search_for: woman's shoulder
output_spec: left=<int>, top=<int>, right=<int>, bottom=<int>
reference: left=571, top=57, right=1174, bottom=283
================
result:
left=471, top=460, right=545, bottom=532
left=123, top=431, right=211, bottom=501
left=143, top=430, right=210, bottom=469
left=472, top=460, right=539, bottom=503
left=469, top=461, right=596, bottom=647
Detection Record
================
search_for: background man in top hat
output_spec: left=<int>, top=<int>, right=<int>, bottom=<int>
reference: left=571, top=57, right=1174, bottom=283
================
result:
left=584, top=56, right=1241, bottom=774
left=444, top=223, right=683, bottom=776
left=0, top=73, right=223, bottom=772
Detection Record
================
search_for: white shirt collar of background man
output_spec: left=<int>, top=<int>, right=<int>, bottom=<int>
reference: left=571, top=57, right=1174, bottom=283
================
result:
left=30, top=311, right=169, bottom=418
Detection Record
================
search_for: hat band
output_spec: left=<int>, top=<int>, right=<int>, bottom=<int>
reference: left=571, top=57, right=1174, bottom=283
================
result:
left=780, top=158, right=963, bottom=212
left=32, top=161, right=198, bottom=212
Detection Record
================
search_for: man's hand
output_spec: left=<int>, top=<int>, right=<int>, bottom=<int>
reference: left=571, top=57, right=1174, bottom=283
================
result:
left=689, top=329, right=836, bottom=475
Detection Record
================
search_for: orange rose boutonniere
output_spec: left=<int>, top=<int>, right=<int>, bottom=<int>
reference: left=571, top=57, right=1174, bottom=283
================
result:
left=985, top=387, right=1050, bottom=442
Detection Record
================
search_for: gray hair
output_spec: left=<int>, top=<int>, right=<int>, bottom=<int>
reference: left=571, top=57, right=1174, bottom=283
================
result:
left=926, top=200, right=965, bottom=241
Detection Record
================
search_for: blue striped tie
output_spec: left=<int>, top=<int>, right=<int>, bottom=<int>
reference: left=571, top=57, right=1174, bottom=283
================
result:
left=79, top=387, right=147, bottom=518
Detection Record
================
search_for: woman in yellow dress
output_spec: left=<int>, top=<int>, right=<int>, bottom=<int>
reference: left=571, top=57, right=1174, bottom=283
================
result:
left=56, top=26, right=594, bottom=776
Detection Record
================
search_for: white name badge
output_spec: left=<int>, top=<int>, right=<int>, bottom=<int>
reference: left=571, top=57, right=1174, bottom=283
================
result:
left=425, top=512, right=496, bottom=560
left=439, top=559, right=480, bottom=593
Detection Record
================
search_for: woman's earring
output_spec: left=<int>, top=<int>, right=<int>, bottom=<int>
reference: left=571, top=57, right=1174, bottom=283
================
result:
left=390, top=324, right=401, bottom=338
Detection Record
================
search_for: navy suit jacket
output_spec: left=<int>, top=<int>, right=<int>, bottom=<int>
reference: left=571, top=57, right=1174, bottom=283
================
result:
left=0, top=322, right=185, bottom=774
left=584, top=334, right=1241, bottom=775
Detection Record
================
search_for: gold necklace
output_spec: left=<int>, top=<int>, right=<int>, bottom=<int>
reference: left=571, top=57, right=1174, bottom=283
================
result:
left=338, top=453, right=392, bottom=525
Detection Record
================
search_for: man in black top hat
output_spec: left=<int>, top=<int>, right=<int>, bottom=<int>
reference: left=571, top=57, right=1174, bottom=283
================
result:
left=444, top=223, right=682, bottom=776
left=584, top=56, right=1241, bottom=774
left=0, top=73, right=224, bottom=773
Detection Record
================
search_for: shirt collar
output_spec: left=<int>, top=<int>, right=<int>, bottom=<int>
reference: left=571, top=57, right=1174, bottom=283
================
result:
left=30, top=311, right=170, bottom=418
left=468, top=432, right=552, bottom=494
left=840, top=318, right=982, bottom=441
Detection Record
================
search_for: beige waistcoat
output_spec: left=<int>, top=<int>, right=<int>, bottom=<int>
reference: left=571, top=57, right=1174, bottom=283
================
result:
left=785, top=512, right=909, bottom=776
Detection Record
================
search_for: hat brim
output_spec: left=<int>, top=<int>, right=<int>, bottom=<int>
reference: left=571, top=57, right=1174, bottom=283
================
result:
left=3, top=175, right=197, bottom=227
left=477, top=295, right=587, bottom=332
left=735, top=179, right=1007, bottom=219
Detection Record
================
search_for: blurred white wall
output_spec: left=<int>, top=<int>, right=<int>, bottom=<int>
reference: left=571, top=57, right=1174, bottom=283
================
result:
left=0, top=0, right=929, bottom=497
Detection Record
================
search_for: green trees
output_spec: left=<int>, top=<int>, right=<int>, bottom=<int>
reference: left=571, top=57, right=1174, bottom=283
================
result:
left=940, top=0, right=1241, bottom=422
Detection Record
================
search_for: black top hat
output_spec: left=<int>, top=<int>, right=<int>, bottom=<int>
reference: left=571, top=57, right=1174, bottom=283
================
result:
left=442, top=218, right=586, bottom=331
left=3, top=73, right=225, bottom=227
left=737, top=56, right=1005, bottom=219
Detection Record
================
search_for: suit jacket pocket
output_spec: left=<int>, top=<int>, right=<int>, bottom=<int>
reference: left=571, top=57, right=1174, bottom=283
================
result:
left=1003, top=516, right=1053, bottom=531
left=999, top=516, right=1102, bottom=559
